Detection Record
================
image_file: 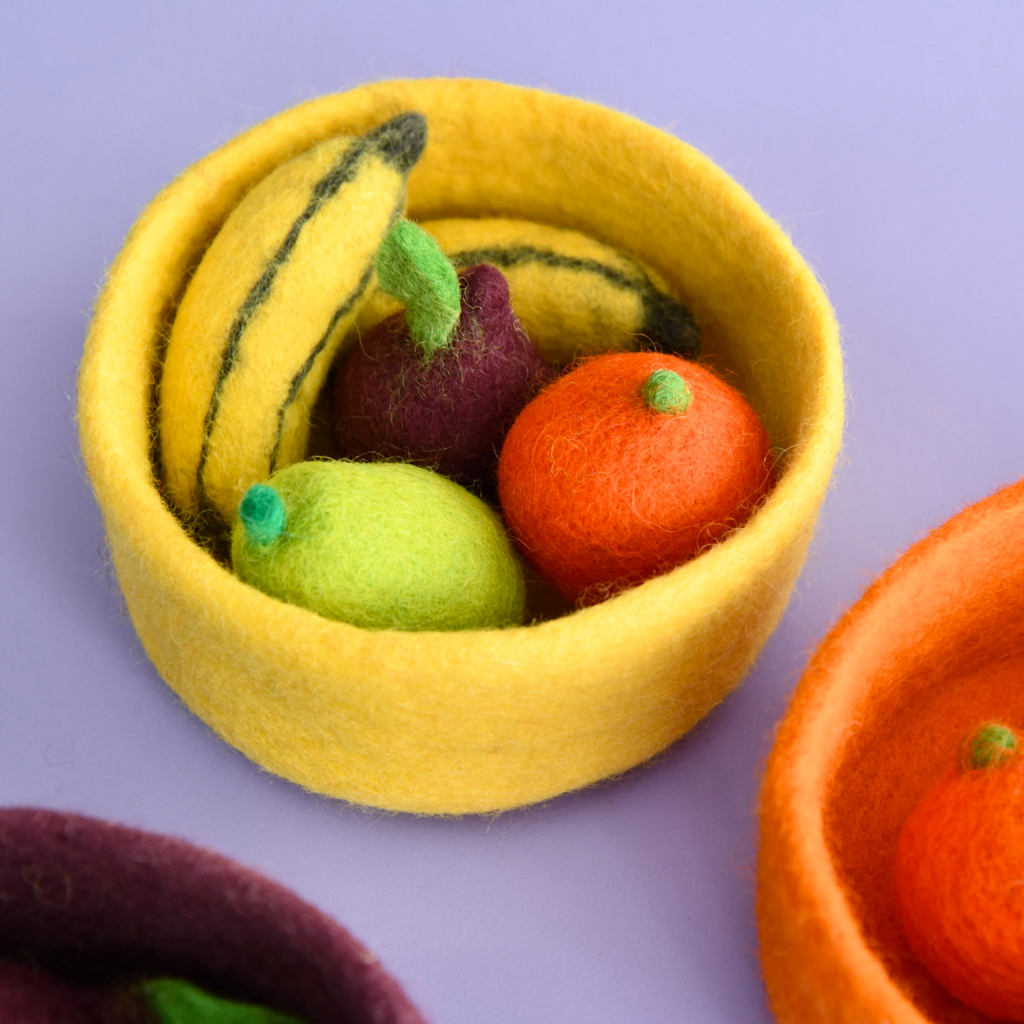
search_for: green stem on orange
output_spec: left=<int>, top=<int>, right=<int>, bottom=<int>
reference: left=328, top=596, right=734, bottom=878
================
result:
left=641, top=369, right=692, bottom=415
left=964, top=723, right=1018, bottom=770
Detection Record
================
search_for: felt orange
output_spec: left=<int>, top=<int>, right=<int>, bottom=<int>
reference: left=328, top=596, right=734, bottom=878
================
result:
left=497, top=351, right=772, bottom=605
left=894, top=723, right=1024, bottom=1022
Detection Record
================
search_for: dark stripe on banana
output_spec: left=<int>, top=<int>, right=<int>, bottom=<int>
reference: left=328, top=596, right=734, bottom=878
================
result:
left=197, top=112, right=426, bottom=504
left=446, top=245, right=699, bottom=357
left=159, top=112, right=426, bottom=528
left=268, top=259, right=376, bottom=471
left=347, top=219, right=700, bottom=368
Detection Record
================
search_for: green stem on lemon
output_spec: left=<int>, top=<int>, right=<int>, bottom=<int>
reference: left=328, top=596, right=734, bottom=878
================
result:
left=238, top=483, right=287, bottom=545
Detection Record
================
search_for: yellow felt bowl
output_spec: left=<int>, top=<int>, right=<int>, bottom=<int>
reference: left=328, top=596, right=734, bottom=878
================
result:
left=77, top=78, right=843, bottom=815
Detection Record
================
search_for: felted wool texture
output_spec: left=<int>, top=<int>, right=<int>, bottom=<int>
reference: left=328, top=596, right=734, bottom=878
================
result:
left=498, top=352, right=772, bottom=605
left=0, top=808, right=427, bottom=1024
left=894, top=746, right=1024, bottom=1021
left=336, top=263, right=551, bottom=485
left=757, top=478, right=1024, bottom=1024
left=231, top=460, right=526, bottom=631
left=352, top=217, right=700, bottom=366
left=159, top=112, right=426, bottom=530
left=78, top=78, right=843, bottom=814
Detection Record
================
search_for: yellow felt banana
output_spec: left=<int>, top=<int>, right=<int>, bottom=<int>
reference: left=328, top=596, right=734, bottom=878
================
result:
left=351, top=218, right=700, bottom=366
left=159, top=112, right=426, bottom=527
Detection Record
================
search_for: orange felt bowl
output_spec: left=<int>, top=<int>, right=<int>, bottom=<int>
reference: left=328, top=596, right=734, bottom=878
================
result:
left=758, top=478, right=1024, bottom=1024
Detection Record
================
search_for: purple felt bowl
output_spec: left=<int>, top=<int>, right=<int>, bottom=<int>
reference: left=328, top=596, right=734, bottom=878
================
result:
left=0, top=808, right=427, bottom=1024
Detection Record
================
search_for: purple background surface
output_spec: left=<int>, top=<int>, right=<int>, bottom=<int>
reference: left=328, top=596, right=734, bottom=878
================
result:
left=2, top=3, right=1023, bottom=1021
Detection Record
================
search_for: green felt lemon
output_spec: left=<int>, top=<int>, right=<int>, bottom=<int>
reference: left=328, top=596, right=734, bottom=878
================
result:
left=231, top=460, right=526, bottom=631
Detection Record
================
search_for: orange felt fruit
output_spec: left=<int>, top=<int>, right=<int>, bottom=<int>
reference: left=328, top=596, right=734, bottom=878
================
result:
left=894, top=723, right=1024, bottom=1021
left=497, top=351, right=773, bottom=605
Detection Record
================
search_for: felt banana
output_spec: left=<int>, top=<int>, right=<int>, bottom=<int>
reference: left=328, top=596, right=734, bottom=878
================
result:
left=159, top=112, right=427, bottom=527
left=351, top=218, right=700, bottom=366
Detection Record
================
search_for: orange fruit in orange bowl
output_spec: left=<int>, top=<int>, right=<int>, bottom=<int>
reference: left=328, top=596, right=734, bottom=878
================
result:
left=894, top=723, right=1024, bottom=1022
left=758, top=479, right=1024, bottom=1024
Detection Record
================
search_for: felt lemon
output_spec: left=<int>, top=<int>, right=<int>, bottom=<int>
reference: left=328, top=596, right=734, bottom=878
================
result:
left=231, top=460, right=526, bottom=631
left=894, top=723, right=1024, bottom=1021
left=160, top=113, right=427, bottom=529
left=498, top=351, right=773, bottom=605
left=335, top=220, right=551, bottom=486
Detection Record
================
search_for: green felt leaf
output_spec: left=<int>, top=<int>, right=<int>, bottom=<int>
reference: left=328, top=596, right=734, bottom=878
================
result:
left=141, top=978, right=307, bottom=1024
left=376, top=218, right=461, bottom=356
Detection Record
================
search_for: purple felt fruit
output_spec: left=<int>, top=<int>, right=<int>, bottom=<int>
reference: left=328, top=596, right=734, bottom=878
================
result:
left=334, top=221, right=551, bottom=485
